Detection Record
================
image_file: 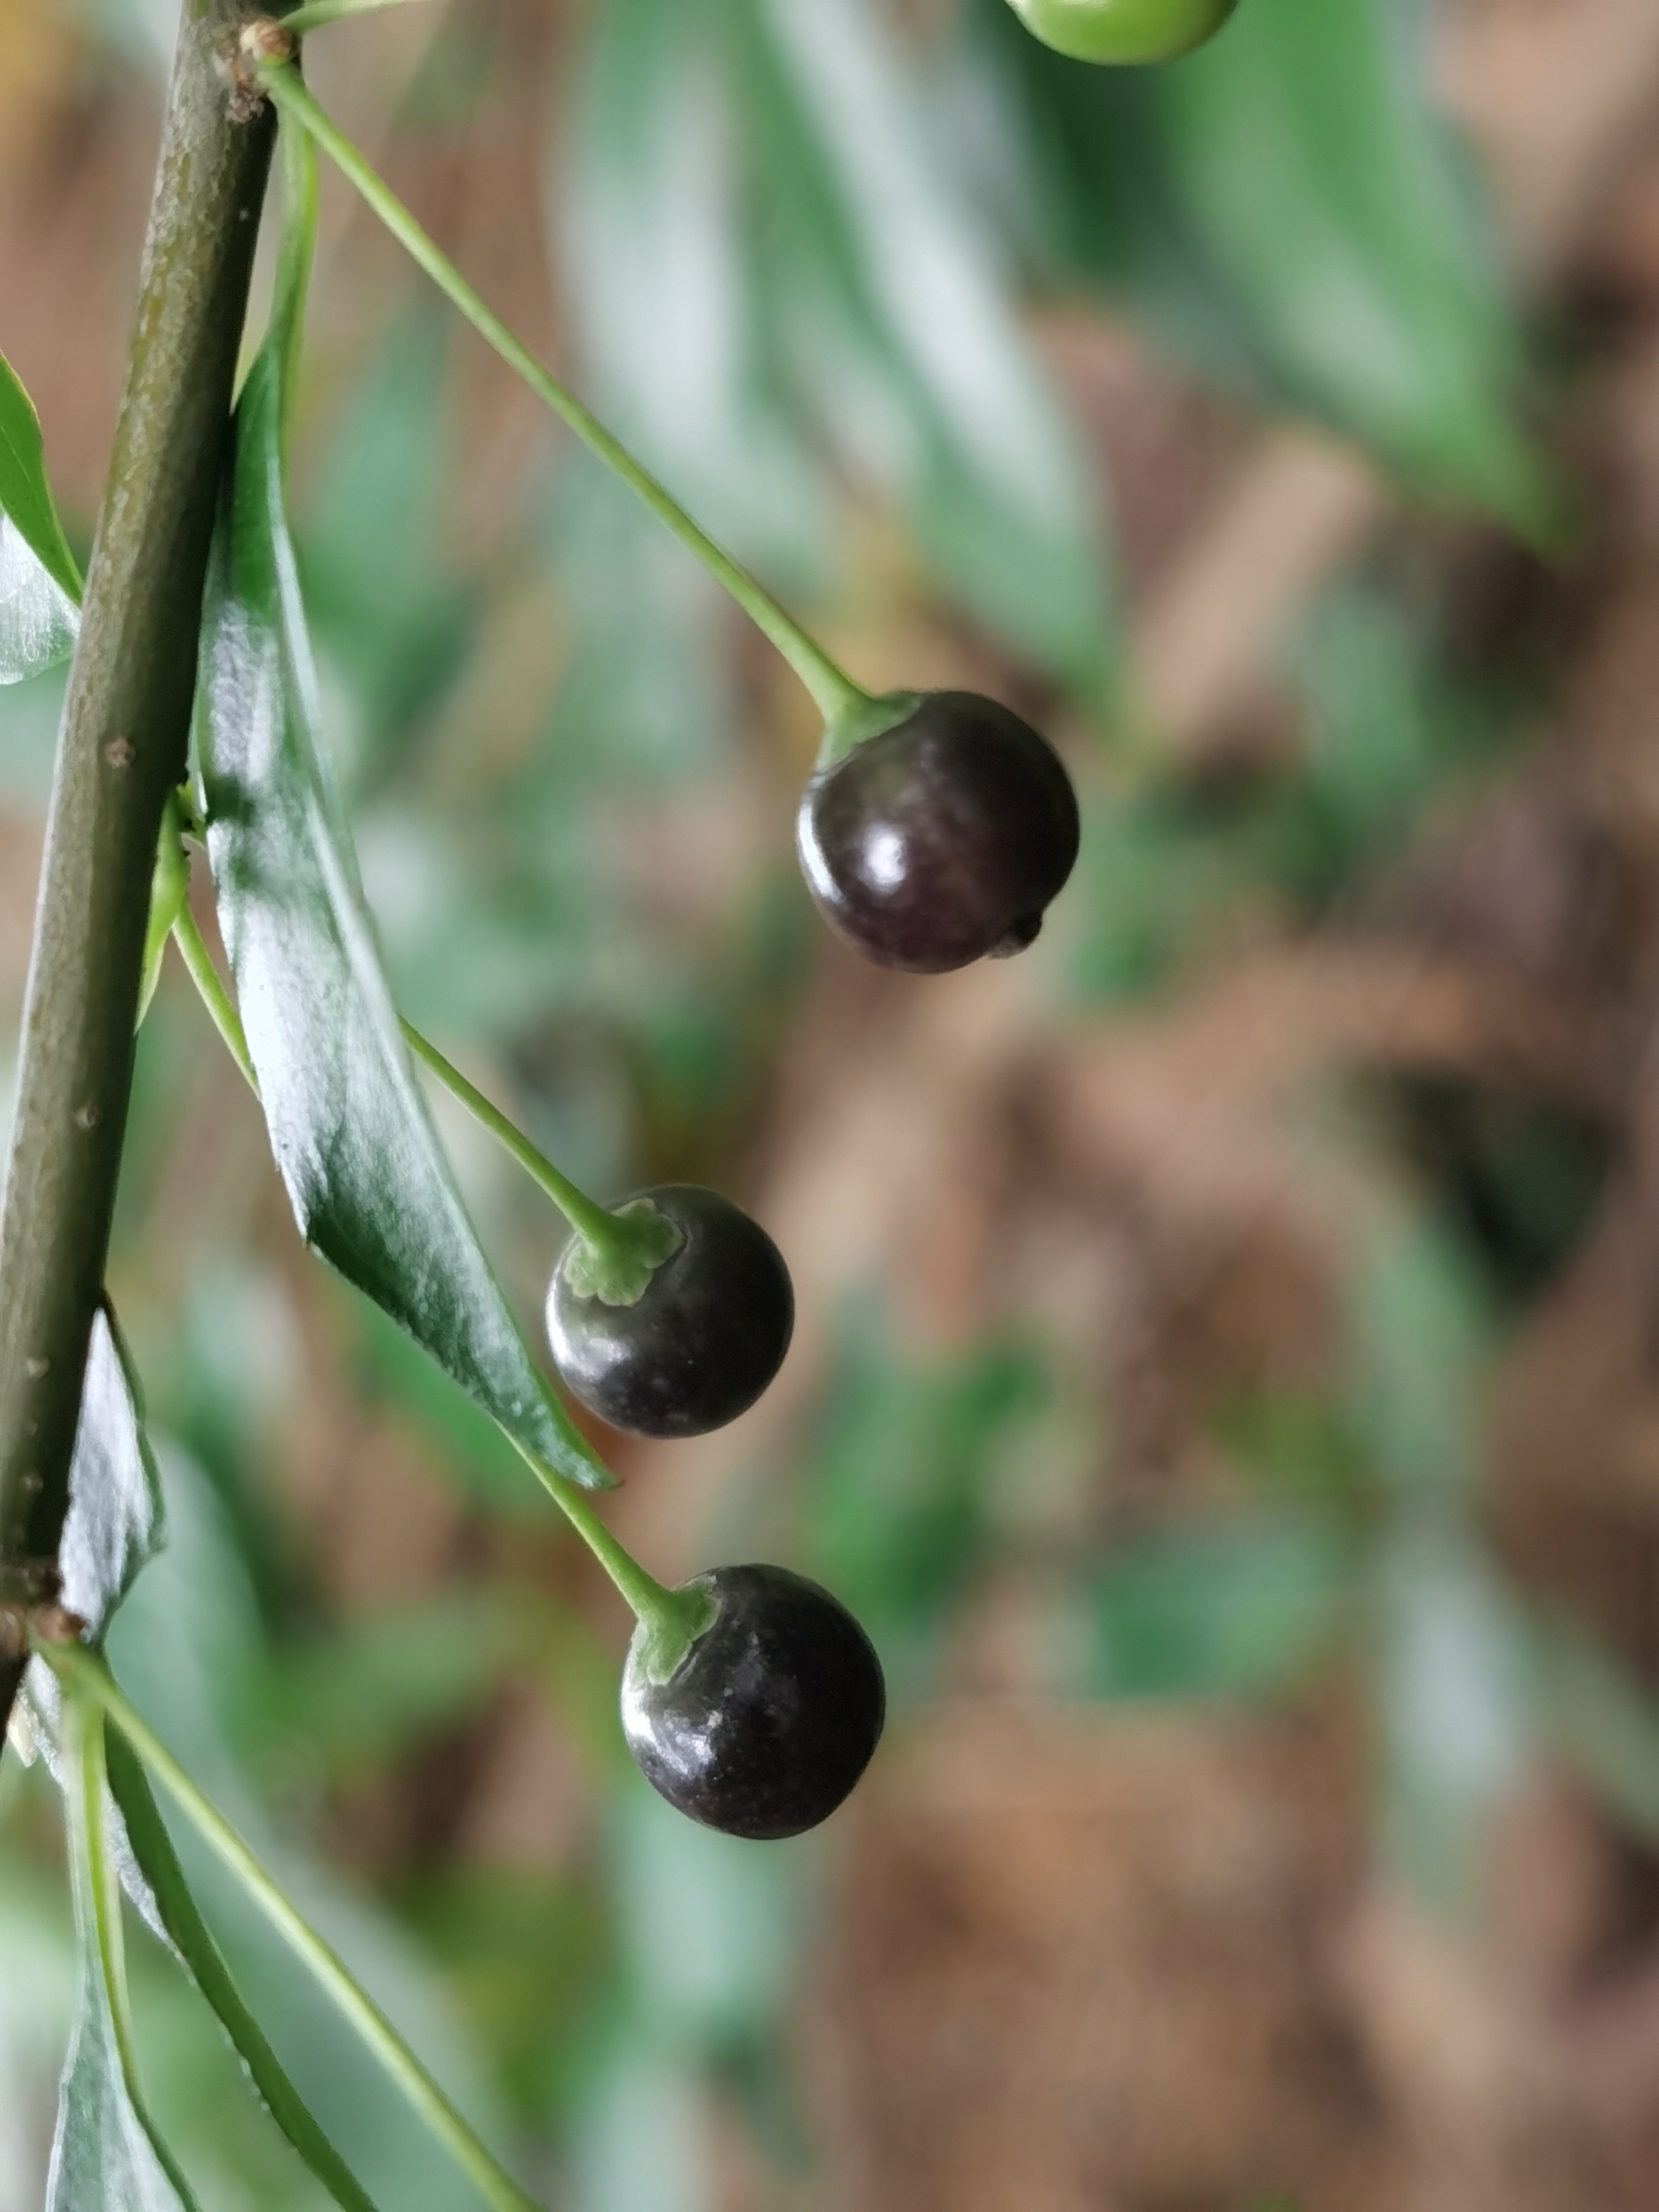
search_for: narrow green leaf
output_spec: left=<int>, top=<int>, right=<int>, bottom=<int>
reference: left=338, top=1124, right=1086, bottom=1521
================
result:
left=9, top=1306, right=176, bottom=1954
left=48, top=1700, right=201, bottom=2212
left=49, top=1644, right=545, bottom=2212
left=24, top=1304, right=383, bottom=2209
left=19, top=1304, right=169, bottom=1783
left=1, top=512, right=79, bottom=683
left=0, top=349, right=82, bottom=601
left=196, top=129, right=609, bottom=1490
left=106, top=1734, right=381, bottom=2212
left=138, top=794, right=192, bottom=1025
left=56, top=1305, right=167, bottom=1642
left=100, top=1440, right=517, bottom=2212
left=1346, top=1221, right=1487, bottom=1503
left=565, top=0, right=829, bottom=581
left=0, top=348, right=82, bottom=683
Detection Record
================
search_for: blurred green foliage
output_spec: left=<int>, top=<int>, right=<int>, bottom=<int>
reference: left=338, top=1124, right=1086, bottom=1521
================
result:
left=4, top=0, right=1654, bottom=2202
left=1084, top=1511, right=1352, bottom=1701
left=1070, top=580, right=1525, bottom=1002
left=803, top=1312, right=1051, bottom=1689
left=971, top=0, right=1550, bottom=527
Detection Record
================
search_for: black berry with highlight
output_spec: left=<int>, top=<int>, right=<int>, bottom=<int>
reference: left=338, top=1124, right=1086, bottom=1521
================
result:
left=622, top=1564, right=886, bottom=1839
left=546, top=1186, right=793, bottom=1439
left=796, top=692, right=1081, bottom=973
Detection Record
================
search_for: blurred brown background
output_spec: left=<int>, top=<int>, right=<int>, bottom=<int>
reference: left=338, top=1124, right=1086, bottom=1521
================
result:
left=10, top=0, right=1659, bottom=2208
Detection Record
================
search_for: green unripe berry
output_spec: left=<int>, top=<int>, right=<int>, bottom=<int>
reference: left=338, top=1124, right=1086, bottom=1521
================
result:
left=1004, top=0, right=1238, bottom=65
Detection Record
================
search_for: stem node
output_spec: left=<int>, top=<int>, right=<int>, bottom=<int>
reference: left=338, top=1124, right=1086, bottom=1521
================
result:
left=229, top=20, right=295, bottom=122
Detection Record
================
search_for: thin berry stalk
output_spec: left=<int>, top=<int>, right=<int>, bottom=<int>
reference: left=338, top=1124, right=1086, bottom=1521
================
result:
left=507, top=1444, right=714, bottom=1669
left=280, top=0, right=423, bottom=34
left=398, top=1024, right=676, bottom=1288
left=164, top=908, right=708, bottom=1666
left=255, top=59, right=871, bottom=732
left=170, top=901, right=663, bottom=1282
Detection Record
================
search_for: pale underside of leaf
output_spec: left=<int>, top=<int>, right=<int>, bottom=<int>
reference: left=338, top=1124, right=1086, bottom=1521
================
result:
left=0, top=348, right=82, bottom=600
left=18, top=1307, right=172, bottom=1940
left=23, top=1301, right=382, bottom=2210
left=0, top=347, right=83, bottom=680
left=47, top=1942, right=198, bottom=2212
left=0, top=509, right=78, bottom=682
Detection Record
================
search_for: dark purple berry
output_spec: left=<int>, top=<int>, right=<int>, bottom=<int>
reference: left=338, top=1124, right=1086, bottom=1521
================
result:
left=546, top=1185, right=793, bottom=1439
left=622, top=1564, right=886, bottom=1839
left=796, top=692, right=1081, bottom=973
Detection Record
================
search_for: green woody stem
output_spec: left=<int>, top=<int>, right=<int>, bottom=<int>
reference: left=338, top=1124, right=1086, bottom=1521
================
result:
left=0, top=0, right=275, bottom=1754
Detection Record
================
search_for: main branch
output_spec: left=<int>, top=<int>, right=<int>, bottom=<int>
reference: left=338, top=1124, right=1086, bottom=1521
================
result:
left=0, top=2, right=275, bottom=1738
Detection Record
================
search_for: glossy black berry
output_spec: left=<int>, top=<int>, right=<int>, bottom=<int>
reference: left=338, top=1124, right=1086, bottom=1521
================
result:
left=622, top=1564, right=886, bottom=1839
left=546, top=1185, right=793, bottom=1439
left=796, top=691, right=1081, bottom=973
